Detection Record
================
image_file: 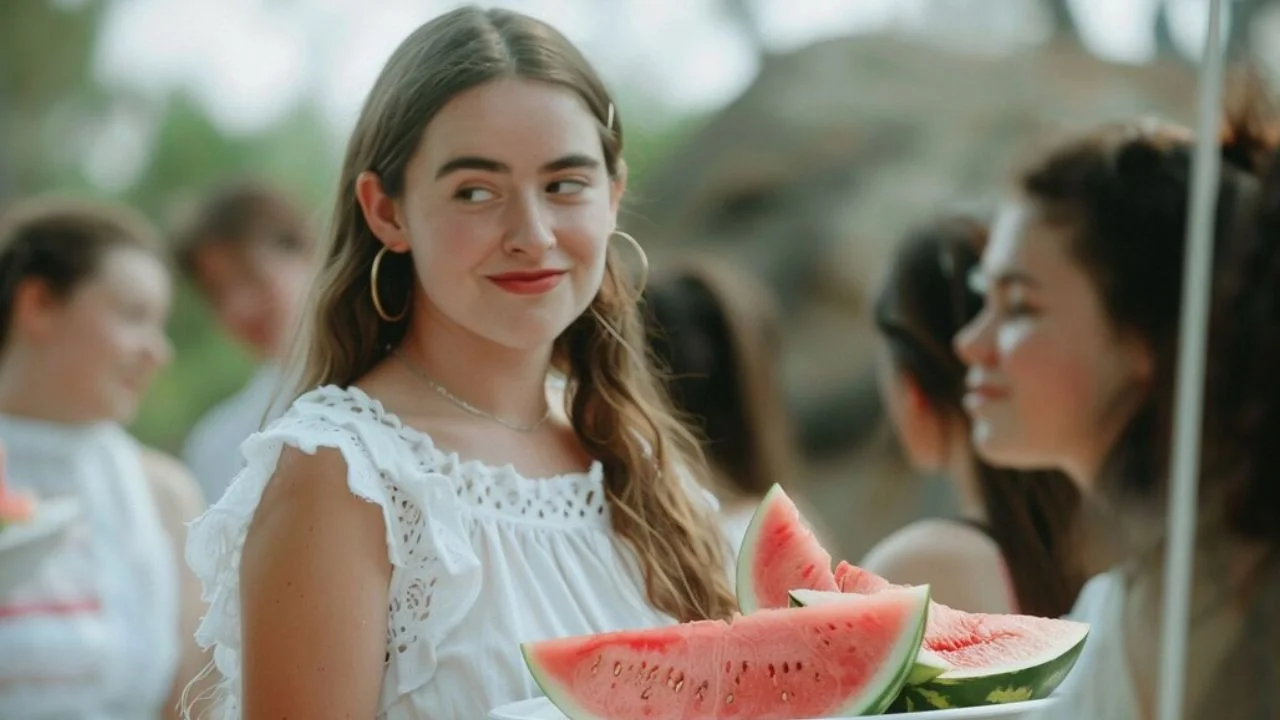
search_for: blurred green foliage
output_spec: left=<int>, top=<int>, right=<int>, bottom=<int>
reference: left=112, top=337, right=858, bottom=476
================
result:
left=1, top=0, right=698, bottom=454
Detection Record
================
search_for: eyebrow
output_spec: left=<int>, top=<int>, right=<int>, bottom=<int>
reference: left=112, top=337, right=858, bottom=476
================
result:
left=969, top=269, right=1040, bottom=294
left=434, top=153, right=601, bottom=179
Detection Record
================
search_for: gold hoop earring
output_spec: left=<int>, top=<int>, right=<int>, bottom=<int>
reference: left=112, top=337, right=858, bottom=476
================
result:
left=611, top=230, right=649, bottom=297
left=370, top=245, right=409, bottom=322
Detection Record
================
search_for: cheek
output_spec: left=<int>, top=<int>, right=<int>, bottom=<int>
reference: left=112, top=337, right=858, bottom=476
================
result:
left=999, top=323, right=1099, bottom=430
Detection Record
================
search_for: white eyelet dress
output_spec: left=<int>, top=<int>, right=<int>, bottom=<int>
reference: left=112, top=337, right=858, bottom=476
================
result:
left=185, top=385, right=696, bottom=720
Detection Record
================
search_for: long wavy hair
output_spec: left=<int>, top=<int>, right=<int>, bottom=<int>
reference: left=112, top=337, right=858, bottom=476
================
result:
left=874, top=215, right=1085, bottom=617
left=1014, top=75, right=1280, bottom=715
left=288, top=6, right=736, bottom=623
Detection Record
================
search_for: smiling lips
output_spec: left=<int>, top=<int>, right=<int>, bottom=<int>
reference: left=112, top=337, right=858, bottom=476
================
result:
left=487, top=269, right=568, bottom=295
left=962, top=378, right=1009, bottom=411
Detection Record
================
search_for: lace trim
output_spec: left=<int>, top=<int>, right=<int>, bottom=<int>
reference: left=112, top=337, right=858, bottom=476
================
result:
left=307, top=385, right=609, bottom=526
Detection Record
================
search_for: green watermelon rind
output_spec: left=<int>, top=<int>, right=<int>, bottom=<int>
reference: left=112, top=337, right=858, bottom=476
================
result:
left=897, top=624, right=1089, bottom=711
left=521, top=584, right=933, bottom=720
left=789, top=589, right=952, bottom=688
left=813, top=584, right=935, bottom=717
left=734, top=483, right=786, bottom=614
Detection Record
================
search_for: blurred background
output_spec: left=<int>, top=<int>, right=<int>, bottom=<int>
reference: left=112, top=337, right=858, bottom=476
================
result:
left=4, top=0, right=1278, bottom=561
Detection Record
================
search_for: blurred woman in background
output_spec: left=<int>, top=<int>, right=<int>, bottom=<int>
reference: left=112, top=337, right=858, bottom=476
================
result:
left=955, top=98, right=1280, bottom=717
left=643, top=255, right=806, bottom=552
left=173, top=181, right=316, bottom=503
left=0, top=197, right=208, bottom=719
left=865, top=214, right=1085, bottom=617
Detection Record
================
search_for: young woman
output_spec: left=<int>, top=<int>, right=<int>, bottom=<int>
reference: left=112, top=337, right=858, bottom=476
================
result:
left=642, top=255, right=802, bottom=553
left=864, top=214, right=1084, bottom=617
left=184, top=7, right=736, bottom=719
left=173, top=182, right=315, bottom=503
left=0, top=197, right=208, bottom=719
left=955, top=101, right=1280, bottom=717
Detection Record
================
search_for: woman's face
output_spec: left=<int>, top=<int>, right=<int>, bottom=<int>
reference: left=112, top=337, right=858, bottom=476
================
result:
left=358, top=77, right=624, bottom=351
left=954, top=202, right=1152, bottom=487
left=23, top=247, right=174, bottom=424
left=191, top=239, right=312, bottom=361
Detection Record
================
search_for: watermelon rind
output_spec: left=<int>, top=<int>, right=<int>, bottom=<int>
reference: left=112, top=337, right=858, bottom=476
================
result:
left=521, top=642, right=607, bottom=720
left=522, top=585, right=933, bottom=720
left=898, top=622, right=1089, bottom=710
left=788, top=585, right=934, bottom=717
left=791, top=588, right=1088, bottom=710
left=734, top=483, right=786, bottom=614
left=789, top=589, right=952, bottom=688
left=905, top=648, right=950, bottom=685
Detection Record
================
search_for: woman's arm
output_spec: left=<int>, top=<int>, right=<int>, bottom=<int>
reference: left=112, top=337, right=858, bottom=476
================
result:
left=239, top=446, right=392, bottom=719
left=140, top=449, right=212, bottom=720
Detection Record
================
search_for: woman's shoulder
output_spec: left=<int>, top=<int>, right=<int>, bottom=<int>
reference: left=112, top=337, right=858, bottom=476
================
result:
left=137, top=446, right=206, bottom=527
left=860, top=518, right=1011, bottom=612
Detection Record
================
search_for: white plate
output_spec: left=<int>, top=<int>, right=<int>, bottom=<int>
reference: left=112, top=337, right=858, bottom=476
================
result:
left=488, top=695, right=1056, bottom=720
left=0, top=497, right=82, bottom=596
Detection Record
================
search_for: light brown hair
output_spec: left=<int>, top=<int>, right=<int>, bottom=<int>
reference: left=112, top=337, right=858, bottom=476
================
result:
left=290, top=6, right=736, bottom=622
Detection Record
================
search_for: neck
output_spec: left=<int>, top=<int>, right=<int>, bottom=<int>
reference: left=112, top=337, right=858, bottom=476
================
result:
left=399, top=303, right=553, bottom=425
left=946, top=427, right=986, bottom=521
left=0, top=354, right=95, bottom=425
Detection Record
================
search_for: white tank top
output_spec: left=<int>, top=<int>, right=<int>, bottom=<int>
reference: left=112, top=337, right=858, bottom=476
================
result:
left=0, top=415, right=179, bottom=719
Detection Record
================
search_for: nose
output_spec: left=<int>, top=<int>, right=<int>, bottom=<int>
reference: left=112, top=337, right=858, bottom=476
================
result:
left=502, top=190, right=556, bottom=255
left=954, top=308, right=995, bottom=368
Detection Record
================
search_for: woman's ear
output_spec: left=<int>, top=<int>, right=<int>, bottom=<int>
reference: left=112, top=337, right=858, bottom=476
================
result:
left=355, top=171, right=412, bottom=252
left=10, top=278, right=60, bottom=344
left=610, top=160, right=629, bottom=215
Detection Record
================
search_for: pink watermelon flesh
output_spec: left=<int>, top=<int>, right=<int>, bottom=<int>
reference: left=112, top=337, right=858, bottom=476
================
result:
left=743, top=486, right=1088, bottom=693
left=522, top=586, right=930, bottom=720
left=839, top=568, right=1082, bottom=676
left=736, top=485, right=837, bottom=613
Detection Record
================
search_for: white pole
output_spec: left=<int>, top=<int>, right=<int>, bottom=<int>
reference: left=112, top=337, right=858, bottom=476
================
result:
left=1157, top=1, right=1229, bottom=718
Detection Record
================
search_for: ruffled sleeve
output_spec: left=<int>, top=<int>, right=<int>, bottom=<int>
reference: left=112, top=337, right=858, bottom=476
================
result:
left=183, top=387, right=483, bottom=717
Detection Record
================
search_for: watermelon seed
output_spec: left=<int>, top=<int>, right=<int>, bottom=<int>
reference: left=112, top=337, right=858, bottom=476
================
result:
left=767, top=664, right=776, bottom=678
left=696, top=681, right=709, bottom=700
left=795, top=661, right=803, bottom=671
left=781, top=691, right=790, bottom=702
left=725, top=693, right=735, bottom=705
left=641, top=661, right=647, bottom=669
left=742, top=661, right=750, bottom=672
left=814, top=672, right=821, bottom=683
left=827, top=623, right=837, bottom=631
left=724, top=661, right=731, bottom=674
left=613, top=662, right=622, bottom=677
left=783, top=662, right=790, bottom=673
left=674, top=677, right=685, bottom=692
left=591, top=656, right=602, bottom=675
left=641, top=688, right=652, bottom=700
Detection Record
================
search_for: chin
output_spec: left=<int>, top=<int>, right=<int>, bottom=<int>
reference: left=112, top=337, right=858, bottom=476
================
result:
left=971, top=424, right=1041, bottom=470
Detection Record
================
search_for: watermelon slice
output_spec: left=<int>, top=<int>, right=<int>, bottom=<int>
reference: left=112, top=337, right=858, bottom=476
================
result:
left=736, top=484, right=838, bottom=613
left=0, top=447, right=34, bottom=531
left=522, top=585, right=932, bottom=719
left=740, top=484, right=1089, bottom=710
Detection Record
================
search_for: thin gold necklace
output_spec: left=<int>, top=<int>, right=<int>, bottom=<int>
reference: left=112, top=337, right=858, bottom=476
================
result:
left=392, top=350, right=551, bottom=433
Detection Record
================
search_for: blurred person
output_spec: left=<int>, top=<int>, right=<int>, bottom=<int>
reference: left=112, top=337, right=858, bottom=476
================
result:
left=172, top=182, right=315, bottom=503
left=0, top=197, right=209, bottom=719
left=642, top=255, right=807, bottom=553
left=865, top=214, right=1085, bottom=617
left=182, top=7, right=737, bottom=719
left=955, top=90, right=1280, bottom=717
